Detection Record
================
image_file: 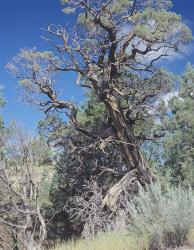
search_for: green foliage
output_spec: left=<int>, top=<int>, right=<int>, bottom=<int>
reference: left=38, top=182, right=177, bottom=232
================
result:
left=42, top=95, right=124, bottom=231
left=161, top=64, right=194, bottom=187
left=109, top=0, right=134, bottom=14
left=133, top=10, right=192, bottom=43
left=7, top=48, right=60, bottom=100
left=38, top=166, right=54, bottom=205
left=77, top=94, right=107, bottom=129
left=128, top=183, right=194, bottom=249
left=63, top=7, right=76, bottom=14
left=60, top=0, right=192, bottom=56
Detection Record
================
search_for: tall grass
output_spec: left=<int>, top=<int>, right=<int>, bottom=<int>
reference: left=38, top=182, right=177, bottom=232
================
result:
left=128, top=183, right=194, bottom=249
left=51, top=231, right=147, bottom=250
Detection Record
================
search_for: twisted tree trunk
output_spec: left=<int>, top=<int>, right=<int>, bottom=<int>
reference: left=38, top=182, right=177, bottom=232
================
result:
left=100, top=93, right=155, bottom=210
left=104, top=94, right=155, bottom=184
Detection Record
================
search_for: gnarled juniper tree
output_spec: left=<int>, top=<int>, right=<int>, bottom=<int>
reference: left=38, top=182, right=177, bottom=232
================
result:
left=7, top=0, right=192, bottom=208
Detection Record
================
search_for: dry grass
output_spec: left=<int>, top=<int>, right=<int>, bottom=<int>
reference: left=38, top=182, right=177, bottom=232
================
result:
left=50, top=229, right=194, bottom=250
left=187, top=229, right=194, bottom=241
left=51, top=231, right=147, bottom=250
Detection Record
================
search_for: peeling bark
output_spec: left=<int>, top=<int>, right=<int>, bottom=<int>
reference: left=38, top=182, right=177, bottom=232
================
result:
left=104, top=93, right=155, bottom=185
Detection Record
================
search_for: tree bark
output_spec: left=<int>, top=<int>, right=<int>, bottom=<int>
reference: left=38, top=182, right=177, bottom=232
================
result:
left=103, top=93, right=155, bottom=185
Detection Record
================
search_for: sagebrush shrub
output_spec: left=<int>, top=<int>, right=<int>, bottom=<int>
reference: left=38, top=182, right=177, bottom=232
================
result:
left=127, top=183, right=194, bottom=249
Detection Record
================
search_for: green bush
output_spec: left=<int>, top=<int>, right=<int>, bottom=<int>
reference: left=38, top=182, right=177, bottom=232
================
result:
left=127, top=183, right=194, bottom=249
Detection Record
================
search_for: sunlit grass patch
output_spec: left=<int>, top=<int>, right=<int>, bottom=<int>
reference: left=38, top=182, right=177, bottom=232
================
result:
left=51, top=231, right=147, bottom=250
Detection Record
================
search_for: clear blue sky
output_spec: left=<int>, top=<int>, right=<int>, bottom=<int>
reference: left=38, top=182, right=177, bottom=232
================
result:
left=0, top=0, right=194, bottom=130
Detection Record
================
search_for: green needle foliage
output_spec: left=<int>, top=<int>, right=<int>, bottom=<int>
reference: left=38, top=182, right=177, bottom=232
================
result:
left=161, top=65, right=194, bottom=187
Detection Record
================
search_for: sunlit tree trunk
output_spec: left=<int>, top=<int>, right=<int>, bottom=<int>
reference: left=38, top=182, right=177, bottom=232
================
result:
left=104, top=94, right=154, bottom=185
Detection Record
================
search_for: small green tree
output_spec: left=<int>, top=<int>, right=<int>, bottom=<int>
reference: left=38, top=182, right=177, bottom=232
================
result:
left=161, top=64, right=194, bottom=187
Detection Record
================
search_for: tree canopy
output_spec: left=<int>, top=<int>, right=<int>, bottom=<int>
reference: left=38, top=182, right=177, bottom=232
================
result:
left=7, top=0, right=192, bottom=209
